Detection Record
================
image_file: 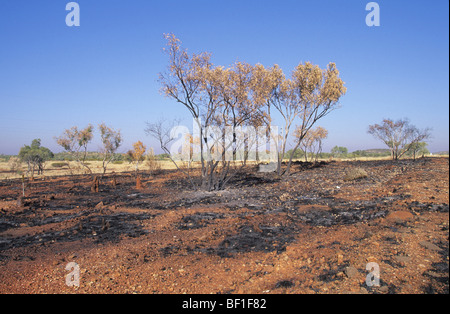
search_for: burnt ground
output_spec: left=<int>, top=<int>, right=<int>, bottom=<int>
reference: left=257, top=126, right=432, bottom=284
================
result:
left=0, top=158, right=448, bottom=294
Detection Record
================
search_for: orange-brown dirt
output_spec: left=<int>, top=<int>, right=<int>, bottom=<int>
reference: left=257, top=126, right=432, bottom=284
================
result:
left=0, top=158, right=448, bottom=294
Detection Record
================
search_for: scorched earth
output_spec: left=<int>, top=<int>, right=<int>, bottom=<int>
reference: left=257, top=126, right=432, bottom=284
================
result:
left=0, top=158, right=448, bottom=294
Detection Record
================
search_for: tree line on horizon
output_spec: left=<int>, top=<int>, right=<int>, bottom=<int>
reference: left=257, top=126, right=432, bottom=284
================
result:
left=0, top=136, right=436, bottom=179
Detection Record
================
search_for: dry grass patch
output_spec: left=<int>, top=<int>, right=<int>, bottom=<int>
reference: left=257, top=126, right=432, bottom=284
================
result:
left=343, top=167, right=368, bottom=181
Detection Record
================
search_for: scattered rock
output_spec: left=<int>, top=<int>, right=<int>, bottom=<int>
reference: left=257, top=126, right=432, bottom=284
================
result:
left=386, top=211, right=414, bottom=223
left=14, top=256, right=34, bottom=262
left=379, top=285, right=389, bottom=293
left=0, top=157, right=448, bottom=294
left=424, top=271, right=447, bottom=279
left=345, top=266, right=359, bottom=279
left=275, top=280, right=295, bottom=289
left=360, top=287, right=369, bottom=294
left=392, top=255, right=411, bottom=267
left=419, top=241, right=442, bottom=252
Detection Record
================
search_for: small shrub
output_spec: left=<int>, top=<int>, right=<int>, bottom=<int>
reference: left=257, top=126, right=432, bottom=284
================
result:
left=112, top=160, right=124, bottom=164
left=146, top=150, right=161, bottom=174
left=344, top=167, right=368, bottom=181
left=8, top=157, right=22, bottom=173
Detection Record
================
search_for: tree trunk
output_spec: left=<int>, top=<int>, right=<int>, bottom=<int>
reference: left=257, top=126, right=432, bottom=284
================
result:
left=284, top=139, right=303, bottom=176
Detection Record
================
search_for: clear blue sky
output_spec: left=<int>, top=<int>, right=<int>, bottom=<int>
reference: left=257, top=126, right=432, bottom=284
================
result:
left=0, top=0, right=448, bottom=155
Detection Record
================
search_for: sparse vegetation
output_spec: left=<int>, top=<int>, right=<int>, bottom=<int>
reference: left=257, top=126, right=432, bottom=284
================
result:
left=296, top=126, right=328, bottom=162
left=8, top=156, right=22, bottom=173
left=406, top=142, right=430, bottom=160
left=98, top=123, right=123, bottom=175
left=331, top=146, right=349, bottom=158
left=343, top=167, right=368, bottom=181
left=55, top=124, right=94, bottom=174
left=18, top=139, right=53, bottom=177
left=127, top=141, right=147, bottom=173
left=154, top=34, right=346, bottom=190
left=145, top=148, right=161, bottom=174
left=368, top=118, right=432, bottom=160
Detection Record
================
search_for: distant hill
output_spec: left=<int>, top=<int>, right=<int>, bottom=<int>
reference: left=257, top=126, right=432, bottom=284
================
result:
left=433, top=151, right=449, bottom=155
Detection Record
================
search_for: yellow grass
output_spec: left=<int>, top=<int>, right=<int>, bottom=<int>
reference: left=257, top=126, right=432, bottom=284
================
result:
left=0, top=154, right=446, bottom=181
left=0, top=160, right=178, bottom=181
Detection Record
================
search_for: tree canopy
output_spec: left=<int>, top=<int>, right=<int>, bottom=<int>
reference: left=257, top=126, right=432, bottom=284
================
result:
left=154, top=33, right=346, bottom=190
left=368, top=118, right=431, bottom=160
left=18, top=139, right=54, bottom=176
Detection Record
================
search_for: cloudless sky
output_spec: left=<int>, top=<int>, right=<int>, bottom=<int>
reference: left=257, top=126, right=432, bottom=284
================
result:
left=0, top=0, right=448, bottom=155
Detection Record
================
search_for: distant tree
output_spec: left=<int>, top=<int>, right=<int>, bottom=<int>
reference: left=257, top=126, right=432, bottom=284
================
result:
left=55, top=124, right=94, bottom=173
left=368, top=118, right=431, bottom=160
left=352, top=150, right=368, bottom=158
left=18, top=139, right=54, bottom=177
left=127, top=141, right=147, bottom=172
left=98, top=123, right=123, bottom=175
left=146, top=118, right=197, bottom=189
left=296, top=126, right=328, bottom=162
left=407, top=141, right=430, bottom=160
left=331, top=146, right=348, bottom=158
